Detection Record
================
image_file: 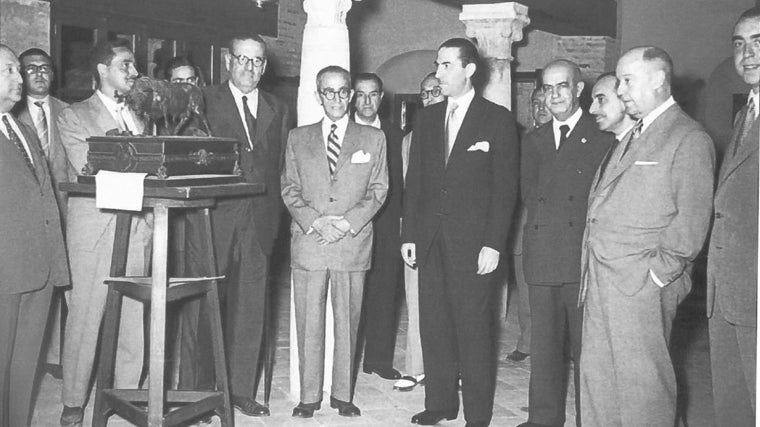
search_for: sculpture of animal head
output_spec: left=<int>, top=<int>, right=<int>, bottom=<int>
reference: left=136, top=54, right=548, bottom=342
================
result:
left=125, top=76, right=211, bottom=136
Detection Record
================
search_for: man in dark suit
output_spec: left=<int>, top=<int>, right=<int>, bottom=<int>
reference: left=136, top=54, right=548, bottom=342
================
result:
left=282, top=66, right=388, bottom=418
left=519, top=60, right=613, bottom=427
left=579, top=46, right=714, bottom=426
left=706, top=7, right=760, bottom=426
left=179, top=34, right=291, bottom=418
left=13, top=47, right=70, bottom=379
left=401, top=38, right=519, bottom=427
left=0, top=43, right=69, bottom=427
left=352, top=72, right=405, bottom=381
left=59, top=38, right=152, bottom=427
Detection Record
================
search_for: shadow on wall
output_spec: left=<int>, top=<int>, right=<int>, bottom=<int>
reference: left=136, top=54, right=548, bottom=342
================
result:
left=699, top=56, right=750, bottom=160
left=375, top=49, right=438, bottom=128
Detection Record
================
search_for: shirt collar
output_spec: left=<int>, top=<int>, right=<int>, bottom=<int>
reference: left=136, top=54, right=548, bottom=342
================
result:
left=96, top=90, right=122, bottom=112
left=552, top=107, right=583, bottom=136
left=354, top=114, right=381, bottom=129
left=322, top=114, right=350, bottom=142
left=228, top=81, right=258, bottom=102
left=641, top=96, right=676, bottom=134
left=748, top=89, right=759, bottom=120
left=448, top=88, right=475, bottom=114
left=27, top=95, right=50, bottom=106
left=615, top=122, right=636, bottom=141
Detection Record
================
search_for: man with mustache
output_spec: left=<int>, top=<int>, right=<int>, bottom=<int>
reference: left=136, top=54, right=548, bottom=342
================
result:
left=58, top=38, right=152, bottom=427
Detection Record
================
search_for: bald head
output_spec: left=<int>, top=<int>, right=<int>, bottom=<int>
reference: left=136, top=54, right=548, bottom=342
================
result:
left=420, top=72, right=444, bottom=107
left=615, top=46, right=673, bottom=119
left=0, top=44, right=22, bottom=113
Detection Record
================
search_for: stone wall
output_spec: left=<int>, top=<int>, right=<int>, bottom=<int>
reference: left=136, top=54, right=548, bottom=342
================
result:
left=0, top=0, right=49, bottom=54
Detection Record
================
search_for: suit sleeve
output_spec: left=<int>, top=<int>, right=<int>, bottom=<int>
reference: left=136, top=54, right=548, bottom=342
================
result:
left=57, top=107, right=89, bottom=176
left=649, top=128, right=715, bottom=284
left=281, top=130, right=322, bottom=233
left=482, top=108, right=519, bottom=253
left=343, top=130, right=389, bottom=233
left=401, top=116, right=422, bottom=244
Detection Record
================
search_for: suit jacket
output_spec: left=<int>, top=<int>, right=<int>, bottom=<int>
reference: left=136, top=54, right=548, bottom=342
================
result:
left=203, top=84, right=291, bottom=254
left=57, top=94, right=150, bottom=254
left=521, top=112, right=613, bottom=284
left=402, top=95, right=519, bottom=271
left=282, top=120, right=388, bottom=271
left=579, top=103, right=715, bottom=303
left=0, top=116, right=69, bottom=294
left=15, top=96, right=70, bottom=222
left=707, top=105, right=759, bottom=326
left=373, top=119, right=404, bottom=240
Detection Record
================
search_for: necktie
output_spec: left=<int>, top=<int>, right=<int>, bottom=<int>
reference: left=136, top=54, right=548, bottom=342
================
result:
left=558, top=124, right=570, bottom=150
left=619, top=119, right=643, bottom=161
left=327, top=123, right=340, bottom=175
left=445, top=102, right=459, bottom=165
left=242, top=95, right=257, bottom=151
left=114, top=94, right=132, bottom=133
left=733, top=98, right=757, bottom=157
left=33, top=101, right=49, bottom=154
left=2, top=115, right=34, bottom=170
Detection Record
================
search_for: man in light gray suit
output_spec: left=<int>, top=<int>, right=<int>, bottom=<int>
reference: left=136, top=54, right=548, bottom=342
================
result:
left=58, top=38, right=152, bottom=427
left=579, top=46, right=715, bottom=426
left=706, top=7, right=760, bottom=426
left=281, top=65, right=388, bottom=419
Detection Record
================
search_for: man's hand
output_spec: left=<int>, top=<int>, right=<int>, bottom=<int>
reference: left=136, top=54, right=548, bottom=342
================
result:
left=476, top=246, right=500, bottom=275
left=332, top=218, right=352, bottom=234
left=311, top=215, right=346, bottom=243
left=401, top=243, right=416, bottom=268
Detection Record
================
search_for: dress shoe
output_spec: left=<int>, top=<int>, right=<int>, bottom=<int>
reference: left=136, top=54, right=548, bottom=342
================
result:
left=60, top=406, right=84, bottom=427
left=292, top=401, right=321, bottom=418
left=363, top=364, right=401, bottom=379
left=411, top=409, right=458, bottom=425
left=506, top=350, right=530, bottom=362
left=330, top=396, right=361, bottom=416
left=394, top=374, right=425, bottom=392
left=232, top=396, right=270, bottom=416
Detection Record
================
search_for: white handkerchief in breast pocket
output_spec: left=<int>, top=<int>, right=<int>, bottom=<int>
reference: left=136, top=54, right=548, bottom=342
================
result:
left=351, top=150, right=371, bottom=164
left=467, top=141, right=490, bottom=152
left=634, top=161, right=659, bottom=166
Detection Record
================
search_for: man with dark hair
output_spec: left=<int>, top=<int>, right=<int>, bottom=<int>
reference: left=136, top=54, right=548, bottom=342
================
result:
left=579, top=46, right=714, bottom=426
left=282, top=65, right=388, bottom=418
left=165, top=56, right=200, bottom=85
left=352, top=72, right=405, bottom=381
left=706, top=7, right=760, bottom=426
left=589, top=73, right=636, bottom=137
left=0, top=43, right=69, bottom=427
left=518, top=59, right=612, bottom=427
left=179, top=34, right=291, bottom=420
left=13, top=47, right=71, bottom=379
left=58, top=38, right=152, bottom=427
left=402, top=37, right=519, bottom=427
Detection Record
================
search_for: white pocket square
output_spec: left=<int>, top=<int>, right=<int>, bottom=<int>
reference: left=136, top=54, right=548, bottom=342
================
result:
left=634, top=161, right=659, bottom=166
left=467, top=141, right=490, bottom=152
left=351, top=150, right=371, bottom=163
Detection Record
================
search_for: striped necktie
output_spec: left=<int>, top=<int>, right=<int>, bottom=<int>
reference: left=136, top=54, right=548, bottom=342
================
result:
left=2, top=115, right=34, bottom=170
left=327, top=123, right=340, bottom=175
left=33, top=101, right=49, bottom=154
left=733, top=98, right=756, bottom=157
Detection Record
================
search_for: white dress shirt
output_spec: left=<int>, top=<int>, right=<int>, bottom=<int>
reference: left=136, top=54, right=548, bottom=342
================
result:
left=27, top=95, right=50, bottom=146
left=446, top=88, right=475, bottom=145
left=228, top=82, right=259, bottom=145
left=96, top=90, right=138, bottom=133
left=552, top=107, right=583, bottom=149
left=354, top=114, right=381, bottom=129
left=322, top=114, right=349, bottom=149
left=0, top=112, right=34, bottom=165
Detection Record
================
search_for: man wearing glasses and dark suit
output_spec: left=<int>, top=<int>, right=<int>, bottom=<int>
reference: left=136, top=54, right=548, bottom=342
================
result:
left=178, top=34, right=292, bottom=420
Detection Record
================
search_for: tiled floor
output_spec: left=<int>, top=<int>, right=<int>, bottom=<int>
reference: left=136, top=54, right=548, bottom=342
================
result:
left=30, top=257, right=713, bottom=427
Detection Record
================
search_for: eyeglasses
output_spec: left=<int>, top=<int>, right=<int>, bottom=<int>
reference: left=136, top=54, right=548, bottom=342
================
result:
left=24, top=64, right=52, bottom=75
left=319, top=87, right=351, bottom=101
left=420, top=86, right=442, bottom=100
left=171, top=76, right=198, bottom=84
left=230, top=53, right=265, bottom=68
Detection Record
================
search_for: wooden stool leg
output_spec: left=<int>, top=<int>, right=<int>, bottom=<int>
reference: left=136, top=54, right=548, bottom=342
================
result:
left=93, top=212, right=133, bottom=427
left=201, top=208, right=233, bottom=427
left=148, top=205, right=170, bottom=426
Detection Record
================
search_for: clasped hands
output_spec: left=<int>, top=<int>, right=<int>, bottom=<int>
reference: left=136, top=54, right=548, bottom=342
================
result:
left=401, top=243, right=500, bottom=275
left=312, top=215, right=351, bottom=245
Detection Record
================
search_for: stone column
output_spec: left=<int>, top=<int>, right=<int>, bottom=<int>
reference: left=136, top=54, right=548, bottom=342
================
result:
left=291, top=0, right=353, bottom=401
left=459, top=2, right=530, bottom=110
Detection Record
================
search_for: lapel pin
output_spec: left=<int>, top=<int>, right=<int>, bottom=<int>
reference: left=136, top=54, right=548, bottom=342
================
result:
left=581, top=137, right=587, bottom=144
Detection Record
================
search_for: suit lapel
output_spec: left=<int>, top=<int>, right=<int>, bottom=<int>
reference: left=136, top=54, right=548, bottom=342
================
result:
left=447, top=97, right=483, bottom=169
left=335, top=121, right=359, bottom=174
left=719, top=106, right=759, bottom=184
left=0, top=118, right=43, bottom=185
left=255, top=92, right=274, bottom=152
left=218, top=85, right=249, bottom=147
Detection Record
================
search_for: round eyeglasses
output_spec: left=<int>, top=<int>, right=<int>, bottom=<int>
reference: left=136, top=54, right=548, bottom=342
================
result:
left=171, top=76, right=198, bottom=84
left=319, top=87, right=351, bottom=101
left=231, top=53, right=265, bottom=68
left=24, top=64, right=52, bottom=75
left=420, top=86, right=442, bottom=100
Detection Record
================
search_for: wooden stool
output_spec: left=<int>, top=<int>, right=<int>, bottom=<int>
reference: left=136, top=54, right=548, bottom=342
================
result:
left=91, top=198, right=231, bottom=427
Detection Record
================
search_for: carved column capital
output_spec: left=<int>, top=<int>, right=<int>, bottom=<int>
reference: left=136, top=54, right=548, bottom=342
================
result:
left=459, top=2, right=530, bottom=61
left=303, top=0, right=353, bottom=27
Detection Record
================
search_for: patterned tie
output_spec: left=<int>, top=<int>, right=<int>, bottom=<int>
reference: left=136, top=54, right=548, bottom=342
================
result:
left=558, top=124, right=570, bottom=150
left=327, top=123, right=340, bottom=175
left=619, top=119, right=643, bottom=161
left=445, top=101, right=459, bottom=165
left=33, top=101, right=49, bottom=154
left=733, top=97, right=756, bottom=157
left=2, top=115, right=34, bottom=170
left=242, top=95, right=257, bottom=151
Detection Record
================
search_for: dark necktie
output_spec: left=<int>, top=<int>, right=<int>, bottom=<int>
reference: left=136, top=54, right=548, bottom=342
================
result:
left=445, top=102, right=458, bottom=165
left=619, top=119, right=643, bottom=160
left=3, top=115, right=34, bottom=171
left=33, top=101, right=49, bottom=153
left=558, top=124, right=570, bottom=150
left=327, top=123, right=340, bottom=175
left=733, top=98, right=756, bottom=157
left=242, top=95, right=257, bottom=151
